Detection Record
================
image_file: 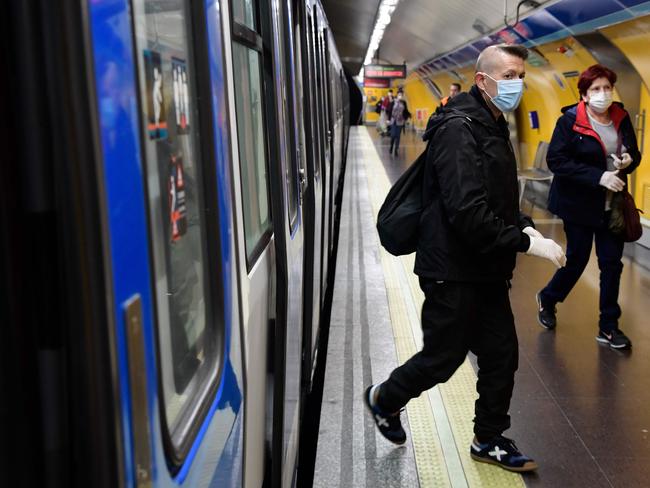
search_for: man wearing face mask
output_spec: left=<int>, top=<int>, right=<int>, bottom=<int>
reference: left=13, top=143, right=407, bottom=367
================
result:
left=537, top=64, right=641, bottom=348
left=364, top=44, right=566, bottom=473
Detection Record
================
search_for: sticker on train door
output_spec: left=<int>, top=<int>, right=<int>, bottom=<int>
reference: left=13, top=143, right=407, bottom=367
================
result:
left=172, top=58, right=190, bottom=134
left=143, top=50, right=168, bottom=140
left=169, top=154, right=187, bottom=242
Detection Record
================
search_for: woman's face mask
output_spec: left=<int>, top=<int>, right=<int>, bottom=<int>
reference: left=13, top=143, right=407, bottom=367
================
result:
left=587, top=91, right=613, bottom=114
left=479, top=72, right=524, bottom=113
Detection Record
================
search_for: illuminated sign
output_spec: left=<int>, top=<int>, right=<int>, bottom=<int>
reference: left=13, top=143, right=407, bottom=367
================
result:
left=364, top=77, right=390, bottom=88
left=364, top=64, right=406, bottom=79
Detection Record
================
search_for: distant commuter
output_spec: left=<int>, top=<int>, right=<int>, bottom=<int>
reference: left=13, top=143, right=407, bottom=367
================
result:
left=537, top=64, right=641, bottom=349
left=441, top=82, right=461, bottom=107
left=388, top=90, right=410, bottom=155
left=377, top=89, right=394, bottom=135
left=382, top=89, right=394, bottom=111
left=435, top=82, right=462, bottom=116
left=364, top=44, right=566, bottom=473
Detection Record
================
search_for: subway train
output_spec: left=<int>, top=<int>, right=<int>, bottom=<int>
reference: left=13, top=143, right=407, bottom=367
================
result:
left=2, top=0, right=349, bottom=487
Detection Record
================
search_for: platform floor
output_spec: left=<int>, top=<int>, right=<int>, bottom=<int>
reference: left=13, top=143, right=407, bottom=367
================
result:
left=313, top=126, right=650, bottom=487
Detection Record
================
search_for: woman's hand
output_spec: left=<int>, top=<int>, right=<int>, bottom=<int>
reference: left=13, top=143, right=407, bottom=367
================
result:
left=611, top=152, right=633, bottom=170
left=599, top=170, right=625, bottom=192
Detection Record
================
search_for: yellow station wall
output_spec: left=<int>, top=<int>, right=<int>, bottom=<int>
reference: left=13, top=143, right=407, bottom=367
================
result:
left=600, top=16, right=650, bottom=212
left=363, top=87, right=389, bottom=123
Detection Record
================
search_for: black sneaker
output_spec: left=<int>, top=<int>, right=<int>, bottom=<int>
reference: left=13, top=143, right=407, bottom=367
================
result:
left=596, top=329, right=632, bottom=349
left=470, top=436, right=538, bottom=473
left=363, top=385, right=406, bottom=445
left=536, top=292, right=556, bottom=330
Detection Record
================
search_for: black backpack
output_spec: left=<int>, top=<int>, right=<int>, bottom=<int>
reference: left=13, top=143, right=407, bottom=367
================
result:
left=376, top=112, right=472, bottom=256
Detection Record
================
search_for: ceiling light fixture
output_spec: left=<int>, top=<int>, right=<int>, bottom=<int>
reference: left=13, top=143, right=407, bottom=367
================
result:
left=358, top=0, right=401, bottom=77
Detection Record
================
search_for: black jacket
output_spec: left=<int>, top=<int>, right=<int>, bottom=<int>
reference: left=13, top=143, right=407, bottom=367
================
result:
left=387, top=99, right=411, bottom=121
left=547, top=101, right=641, bottom=227
left=414, top=85, right=532, bottom=282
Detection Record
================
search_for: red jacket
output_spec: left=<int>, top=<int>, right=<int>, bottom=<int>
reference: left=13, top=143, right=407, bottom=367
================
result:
left=547, top=100, right=641, bottom=226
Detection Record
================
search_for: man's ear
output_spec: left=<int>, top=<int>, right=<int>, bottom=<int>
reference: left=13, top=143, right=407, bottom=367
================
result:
left=475, top=72, right=486, bottom=91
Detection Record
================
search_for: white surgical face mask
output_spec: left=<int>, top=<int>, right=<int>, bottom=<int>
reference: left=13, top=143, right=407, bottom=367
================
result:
left=588, top=91, right=613, bottom=114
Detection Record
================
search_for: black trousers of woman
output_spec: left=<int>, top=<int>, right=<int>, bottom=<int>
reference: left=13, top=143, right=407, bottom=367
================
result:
left=377, top=278, right=518, bottom=441
left=539, top=220, right=624, bottom=332
left=389, top=124, right=403, bottom=154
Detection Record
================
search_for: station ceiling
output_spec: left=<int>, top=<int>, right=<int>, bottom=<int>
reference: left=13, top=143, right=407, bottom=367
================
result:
left=321, top=0, right=383, bottom=73
left=321, top=0, right=552, bottom=74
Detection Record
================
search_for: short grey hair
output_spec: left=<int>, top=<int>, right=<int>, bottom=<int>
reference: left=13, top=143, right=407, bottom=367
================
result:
left=475, top=44, right=528, bottom=74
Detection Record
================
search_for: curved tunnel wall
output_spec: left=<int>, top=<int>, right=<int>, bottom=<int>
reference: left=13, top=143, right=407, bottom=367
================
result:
left=362, top=4, right=650, bottom=216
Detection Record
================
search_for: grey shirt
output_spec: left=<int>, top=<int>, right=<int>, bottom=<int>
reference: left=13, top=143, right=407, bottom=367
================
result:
left=588, top=113, right=626, bottom=209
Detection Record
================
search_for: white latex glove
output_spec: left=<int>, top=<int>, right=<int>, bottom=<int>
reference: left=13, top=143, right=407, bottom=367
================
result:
left=611, top=152, right=633, bottom=170
left=526, top=236, right=567, bottom=268
left=522, top=226, right=543, bottom=239
left=599, top=170, right=625, bottom=192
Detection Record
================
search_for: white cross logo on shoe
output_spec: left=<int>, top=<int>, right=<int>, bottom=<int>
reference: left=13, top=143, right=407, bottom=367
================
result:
left=489, top=445, right=508, bottom=461
left=375, top=414, right=389, bottom=428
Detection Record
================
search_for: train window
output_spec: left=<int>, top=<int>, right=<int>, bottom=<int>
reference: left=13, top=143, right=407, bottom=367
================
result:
left=232, top=0, right=256, bottom=30
left=232, top=42, right=273, bottom=264
left=230, top=4, right=275, bottom=266
left=305, top=11, right=320, bottom=179
left=276, top=1, right=300, bottom=229
left=131, top=0, right=223, bottom=464
left=292, top=12, right=308, bottom=192
left=311, top=14, right=324, bottom=178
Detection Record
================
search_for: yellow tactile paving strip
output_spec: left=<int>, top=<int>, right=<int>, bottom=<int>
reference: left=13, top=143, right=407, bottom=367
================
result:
left=360, top=127, right=525, bottom=488
left=379, top=247, right=452, bottom=487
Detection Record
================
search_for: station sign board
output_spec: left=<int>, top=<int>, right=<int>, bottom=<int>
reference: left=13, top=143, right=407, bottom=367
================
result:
left=364, top=64, right=406, bottom=79
left=363, top=77, right=390, bottom=88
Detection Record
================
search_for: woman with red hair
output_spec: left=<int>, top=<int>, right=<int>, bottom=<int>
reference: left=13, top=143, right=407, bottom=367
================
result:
left=536, top=64, right=641, bottom=349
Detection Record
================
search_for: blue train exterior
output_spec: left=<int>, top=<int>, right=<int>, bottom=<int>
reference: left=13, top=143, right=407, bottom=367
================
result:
left=1, top=0, right=349, bottom=486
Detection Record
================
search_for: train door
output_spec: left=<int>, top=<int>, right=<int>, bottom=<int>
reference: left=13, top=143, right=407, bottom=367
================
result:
left=314, top=12, right=331, bottom=307
left=299, top=0, right=325, bottom=385
left=266, top=0, right=306, bottom=485
left=338, top=70, right=347, bottom=189
left=321, top=27, right=336, bottom=259
left=222, top=0, right=276, bottom=486
left=329, top=62, right=343, bottom=206
left=88, top=0, right=245, bottom=486
left=224, top=0, right=305, bottom=484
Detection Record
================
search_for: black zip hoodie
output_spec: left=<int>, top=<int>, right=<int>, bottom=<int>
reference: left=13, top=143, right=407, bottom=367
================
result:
left=415, top=85, right=532, bottom=281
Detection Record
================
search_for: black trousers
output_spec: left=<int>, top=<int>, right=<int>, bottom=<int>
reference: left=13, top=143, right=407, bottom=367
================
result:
left=389, top=124, right=403, bottom=153
left=378, top=278, right=518, bottom=440
left=540, top=221, right=624, bottom=332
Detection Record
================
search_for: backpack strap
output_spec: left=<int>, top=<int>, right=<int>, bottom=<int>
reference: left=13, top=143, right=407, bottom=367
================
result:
left=425, top=110, right=477, bottom=158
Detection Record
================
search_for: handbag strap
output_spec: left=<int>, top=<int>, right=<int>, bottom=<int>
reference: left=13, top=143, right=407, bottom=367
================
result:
left=616, top=131, right=623, bottom=158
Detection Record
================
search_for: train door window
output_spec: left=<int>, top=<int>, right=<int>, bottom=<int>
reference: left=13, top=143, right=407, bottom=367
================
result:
left=231, top=41, right=272, bottom=265
left=232, top=0, right=256, bottom=30
left=230, top=3, right=278, bottom=266
left=306, top=10, right=321, bottom=180
left=131, top=0, right=223, bottom=464
left=321, top=29, right=331, bottom=141
left=292, top=6, right=307, bottom=187
left=318, top=29, right=329, bottom=149
left=277, top=0, right=300, bottom=230
left=312, top=15, right=325, bottom=176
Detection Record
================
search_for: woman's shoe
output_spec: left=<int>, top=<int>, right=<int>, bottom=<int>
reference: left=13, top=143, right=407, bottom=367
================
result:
left=596, top=329, right=631, bottom=349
